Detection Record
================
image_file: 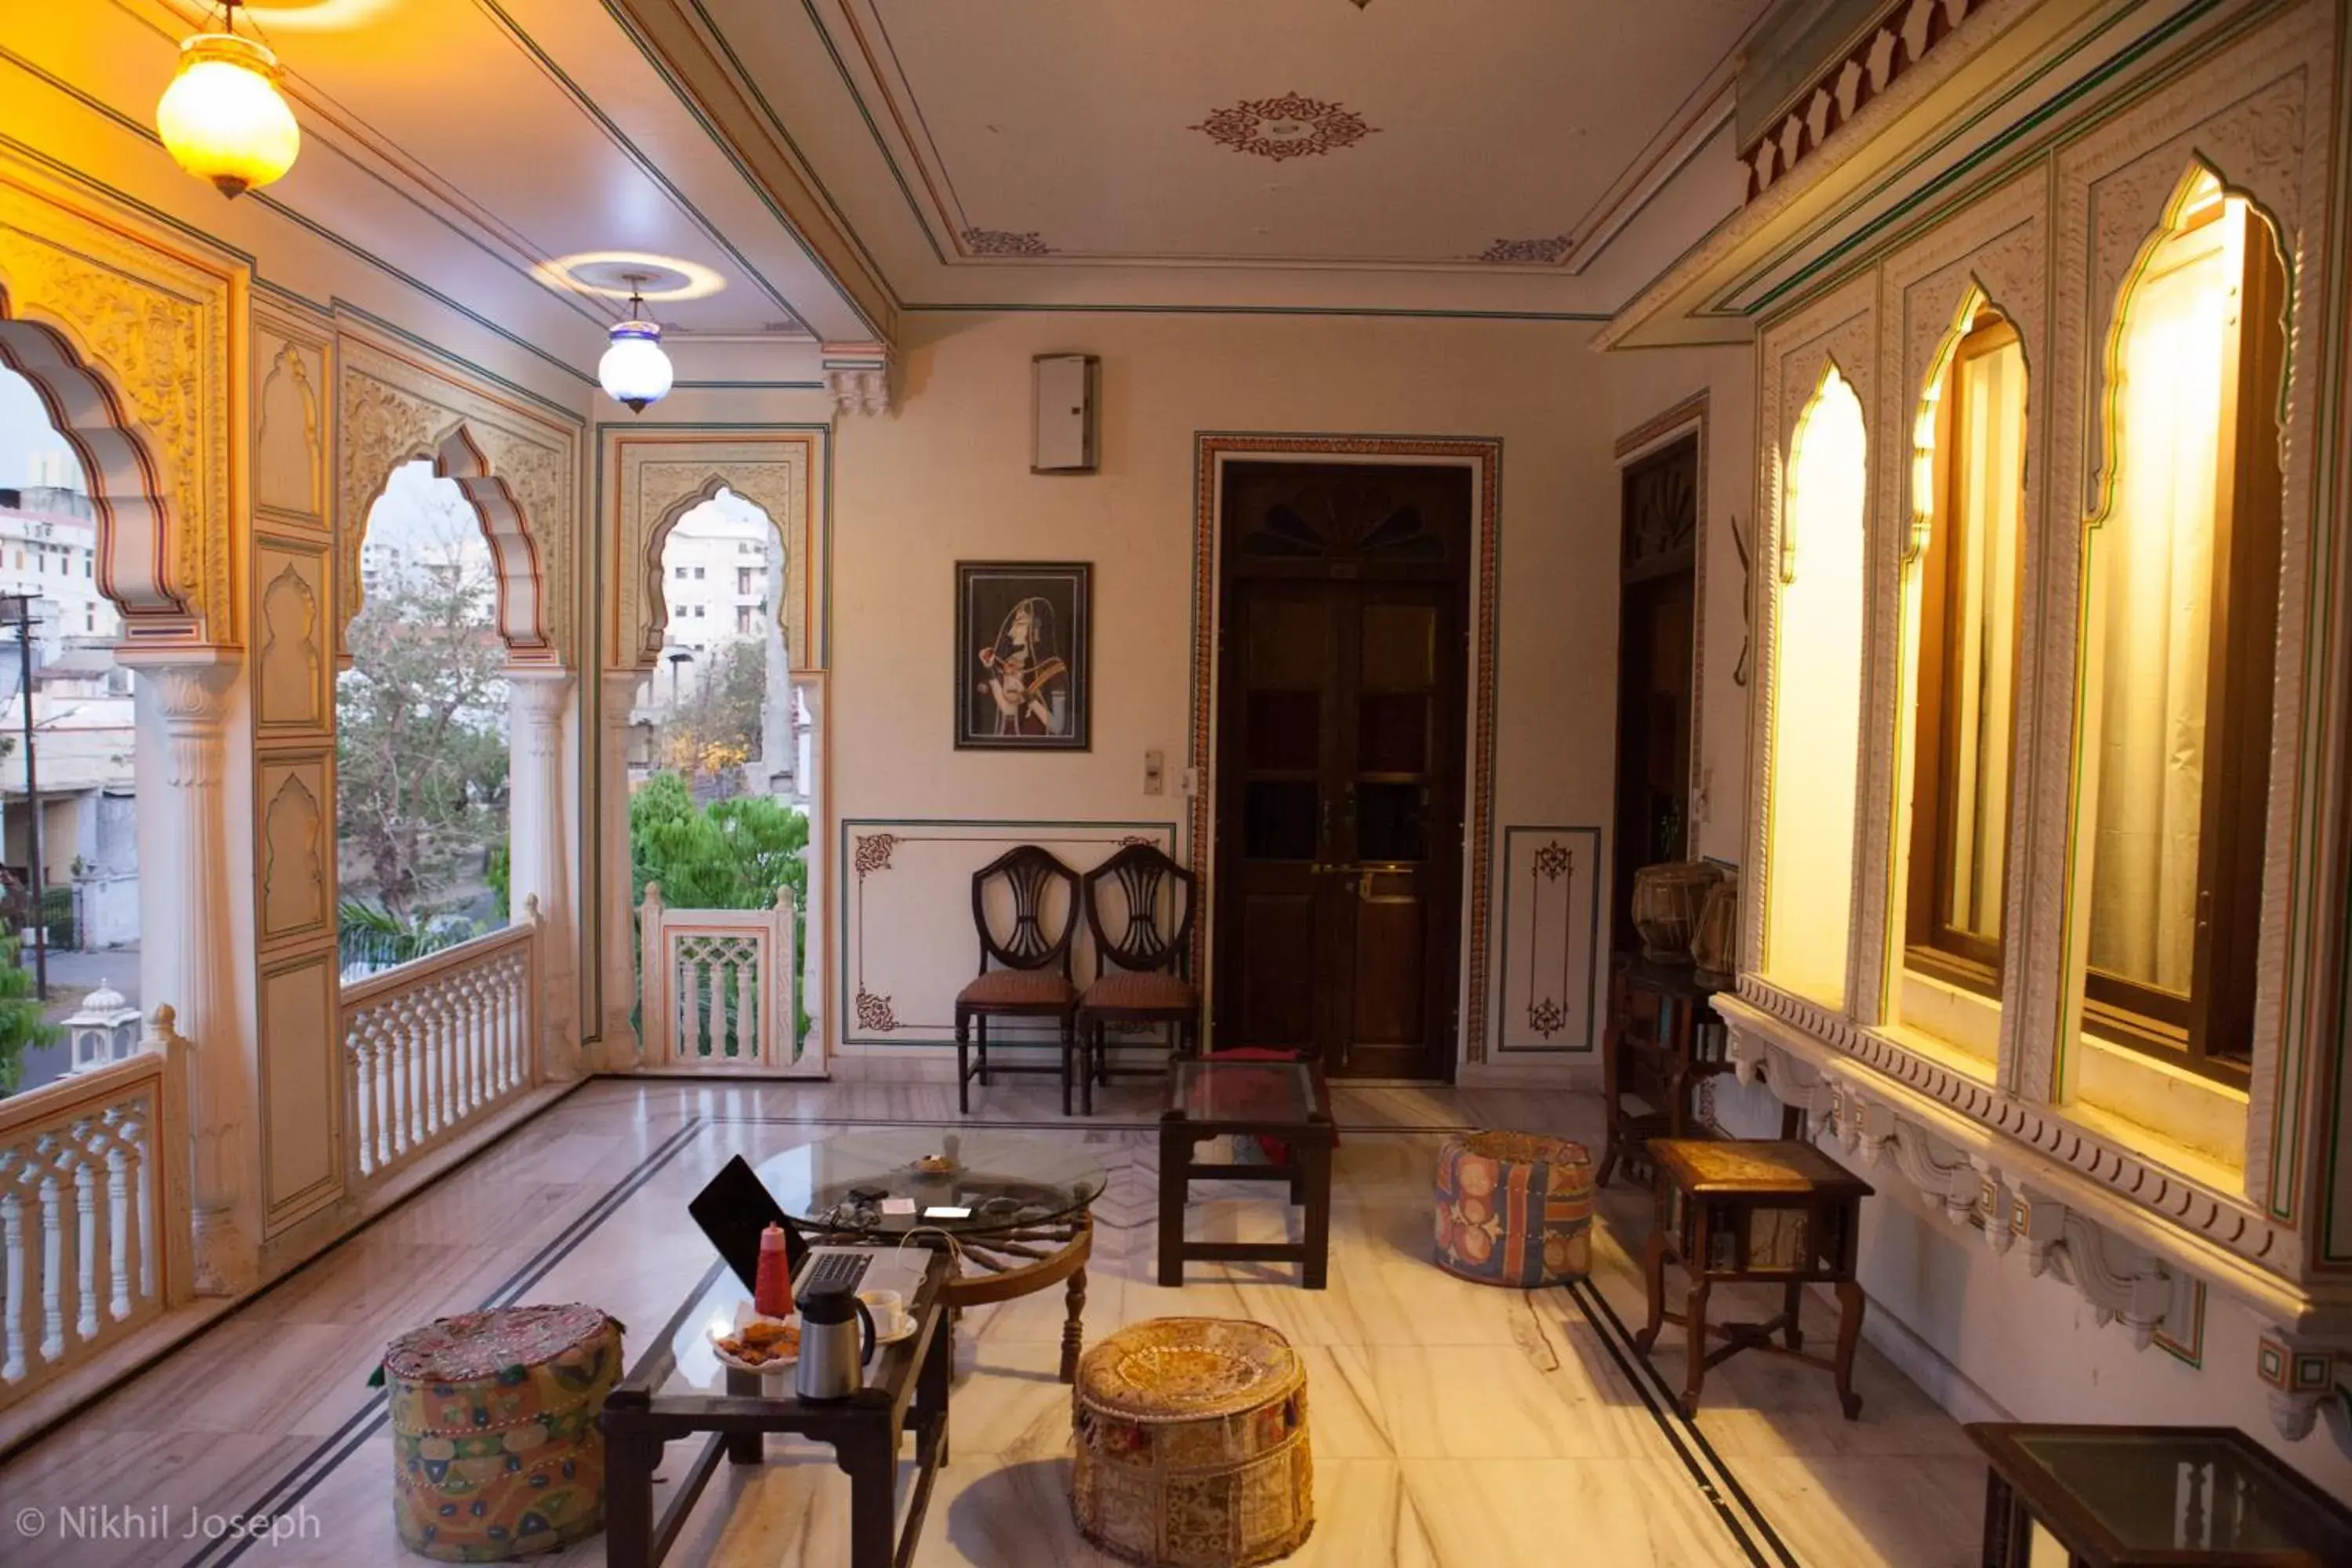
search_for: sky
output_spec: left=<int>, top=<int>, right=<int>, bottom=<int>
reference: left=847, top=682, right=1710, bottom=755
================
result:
left=0, top=368, right=82, bottom=491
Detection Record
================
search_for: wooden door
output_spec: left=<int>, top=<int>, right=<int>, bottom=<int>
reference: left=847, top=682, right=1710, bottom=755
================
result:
left=1211, top=463, right=1469, bottom=1078
left=1611, top=435, right=1698, bottom=948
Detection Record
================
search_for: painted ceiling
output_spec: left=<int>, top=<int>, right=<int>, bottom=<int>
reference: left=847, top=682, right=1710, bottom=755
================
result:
left=9, top=0, right=1779, bottom=375
left=695, top=0, right=1773, bottom=274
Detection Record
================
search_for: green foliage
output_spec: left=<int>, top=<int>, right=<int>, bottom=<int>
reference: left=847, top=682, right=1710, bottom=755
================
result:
left=0, top=935, right=60, bottom=1096
left=630, top=771, right=811, bottom=1047
left=652, top=638, right=767, bottom=796
left=336, top=556, right=510, bottom=919
left=486, top=843, right=510, bottom=913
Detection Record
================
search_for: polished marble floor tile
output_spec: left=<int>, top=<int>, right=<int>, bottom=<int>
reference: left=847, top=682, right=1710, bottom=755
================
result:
left=0, top=1076, right=1986, bottom=1566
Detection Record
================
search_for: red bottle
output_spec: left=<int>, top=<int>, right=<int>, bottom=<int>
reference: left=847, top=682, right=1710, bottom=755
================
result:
left=753, top=1223, right=794, bottom=1319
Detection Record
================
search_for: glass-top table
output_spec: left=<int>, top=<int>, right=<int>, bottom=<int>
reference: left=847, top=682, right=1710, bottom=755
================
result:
left=758, top=1131, right=1107, bottom=1239
left=760, top=1131, right=1106, bottom=1383
left=1168, top=1057, right=1327, bottom=1127
left=1969, top=1423, right=2352, bottom=1564
left=1160, top=1054, right=1334, bottom=1289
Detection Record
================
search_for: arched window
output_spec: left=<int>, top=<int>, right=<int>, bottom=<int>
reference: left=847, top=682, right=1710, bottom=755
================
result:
left=1764, top=365, right=1868, bottom=1008
left=2074, top=167, right=2287, bottom=1087
left=640, top=488, right=794, bottom=804
left=1896, top=300, right=2027, bottom=1033
left=335, top=459, right=511, bottom=974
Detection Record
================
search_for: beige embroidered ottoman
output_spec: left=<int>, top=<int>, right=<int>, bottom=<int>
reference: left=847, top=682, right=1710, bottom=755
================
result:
left=381, top=1303, right=622, bottom=1561
left=1070, top=1317, right=1313, bottom=1567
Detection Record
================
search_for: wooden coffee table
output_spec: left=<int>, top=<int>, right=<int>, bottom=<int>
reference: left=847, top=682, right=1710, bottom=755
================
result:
left=601, top=1248, right=953, bottom=1568
left=1158, top=1056, right=1335, bottom=1289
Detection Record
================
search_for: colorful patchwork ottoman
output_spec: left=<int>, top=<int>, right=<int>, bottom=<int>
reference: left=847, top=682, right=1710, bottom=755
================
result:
left=1434, top=1131, right=1595, bottom=1287
left=1071, top=1316, right=1313, bottom=1567
left=382, top=1303, right=622, bottom=1561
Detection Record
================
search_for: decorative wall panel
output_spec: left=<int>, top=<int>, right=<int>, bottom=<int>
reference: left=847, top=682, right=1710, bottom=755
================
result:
left=606, top=430, right=821, bottom=673
left=258, top=757, right=329, bottom=942
left=254, top=331, right=325, bottom=524
left=258, top=956, right=339, bottom=1235
left=839, top=818, right=1177, bottom=1045
left=1495, top=826, right=1602, bottom=1053
left=254, top=543, right=328, bottom=731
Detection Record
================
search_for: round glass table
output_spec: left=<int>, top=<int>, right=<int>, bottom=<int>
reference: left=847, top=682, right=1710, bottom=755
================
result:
left=756, top=1132, right=1109, bottom=1382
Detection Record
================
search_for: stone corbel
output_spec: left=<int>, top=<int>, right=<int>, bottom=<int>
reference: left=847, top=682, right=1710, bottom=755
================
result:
left=1857, top=1105, right=1980, bottom=1228
left=1728, top=1030, right=1836, bottom=1138
left=822, top=343, right=896, bottom=417
left=2256, top=1330, right=2352, bottom=1447
left=2011, top=1187, right=2191, bottom=1352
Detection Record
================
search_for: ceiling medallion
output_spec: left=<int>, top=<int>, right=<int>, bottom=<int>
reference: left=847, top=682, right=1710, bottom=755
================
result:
left=962, top=227, right=1054, bottom=257
left=1191, top=93, right=1377, bottom=162
left=1477, top=235, right=1574, bottom=266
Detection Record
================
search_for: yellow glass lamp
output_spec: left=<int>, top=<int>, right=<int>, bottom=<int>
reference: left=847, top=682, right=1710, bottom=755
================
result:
left=156, top=3, right=300, bottom=198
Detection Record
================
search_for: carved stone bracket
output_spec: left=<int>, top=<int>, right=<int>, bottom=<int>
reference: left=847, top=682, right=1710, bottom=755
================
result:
left=1717, top=987, right=2352, bottom=1443
left=2257, top=1329, right=2352, bottom=1449
left=821, top=342, right=896, bottom=417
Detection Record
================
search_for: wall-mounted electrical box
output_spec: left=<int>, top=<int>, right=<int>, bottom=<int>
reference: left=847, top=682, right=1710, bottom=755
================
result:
left=1032, top=353, right=1099, bottom=474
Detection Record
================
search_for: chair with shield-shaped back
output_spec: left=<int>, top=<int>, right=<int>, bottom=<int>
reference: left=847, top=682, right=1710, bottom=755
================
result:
left=956, top=844, right=1083, bottom=1114
left=1076, top=843, right=1200, bottom=1115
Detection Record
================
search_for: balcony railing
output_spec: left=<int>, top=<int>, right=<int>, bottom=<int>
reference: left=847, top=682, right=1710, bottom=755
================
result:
left=343, top=905, right=540, bottom=1192
left=638, top=884, right=809, bottom=1073
left=0, top=1007, right=193, bottom=1414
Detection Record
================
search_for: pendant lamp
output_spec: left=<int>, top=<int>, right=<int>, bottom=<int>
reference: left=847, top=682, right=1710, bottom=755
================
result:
left=598, top=280, right=673, bottom=414
left=157, top=2, right=301, bottom=198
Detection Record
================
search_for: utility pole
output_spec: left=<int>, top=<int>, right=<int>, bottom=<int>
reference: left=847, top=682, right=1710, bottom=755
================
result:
left=0, top=593, right=45, bottom=999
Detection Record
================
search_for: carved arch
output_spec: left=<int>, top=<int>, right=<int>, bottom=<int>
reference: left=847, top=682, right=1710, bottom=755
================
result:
left=635, top=474, right=791, bottom=668
left=1782, top=358, right=1869, bottom=586
left=341, top=419, right=554, bottom=663
left=0, top=302, right=194, bottom=636
left=1907, top=281, right=2030, bottom=557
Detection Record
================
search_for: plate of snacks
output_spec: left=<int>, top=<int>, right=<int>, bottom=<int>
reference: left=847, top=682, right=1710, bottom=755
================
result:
left=710, top=1305, right=800, bottom=1374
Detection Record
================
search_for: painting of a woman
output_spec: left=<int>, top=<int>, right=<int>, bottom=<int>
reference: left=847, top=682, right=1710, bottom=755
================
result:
left=955, top=562, right=1091, bottom=750
left=978, top=596, right=1068, bottom=736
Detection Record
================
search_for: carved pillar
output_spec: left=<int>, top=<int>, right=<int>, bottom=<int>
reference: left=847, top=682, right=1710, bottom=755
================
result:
left=508, top=669, right=578, bottom=1078
left=125, top=652, right=252, bottom=1296
left=599, top=670, right=643, bottom=1069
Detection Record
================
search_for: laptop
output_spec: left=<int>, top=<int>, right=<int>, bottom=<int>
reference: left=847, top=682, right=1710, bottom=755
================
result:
left=687, top=1155, right=926, bottom=1304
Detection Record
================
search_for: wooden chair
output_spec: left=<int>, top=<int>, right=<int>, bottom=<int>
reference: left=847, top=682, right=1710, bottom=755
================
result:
left=955, top=845, right=1083, bottom=1115
left=1075, top=844, right=1199, bottom=1115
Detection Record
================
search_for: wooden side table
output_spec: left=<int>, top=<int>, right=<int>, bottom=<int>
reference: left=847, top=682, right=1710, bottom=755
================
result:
left=1633, top=1138, right=1874, bottom=1419
left=1159, top=1057, right=1334, bottom=1290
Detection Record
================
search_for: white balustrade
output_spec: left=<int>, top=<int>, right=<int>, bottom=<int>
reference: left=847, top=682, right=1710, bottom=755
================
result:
left=342, top=906, right=540, bottom=1191
left=637, top=884, right=808, bottom=1074
left=0, top=1005, right=193, bottom=1413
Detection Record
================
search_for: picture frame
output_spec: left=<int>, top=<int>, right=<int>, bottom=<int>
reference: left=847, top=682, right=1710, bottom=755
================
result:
left=954, top=561, right=1091, bottom=750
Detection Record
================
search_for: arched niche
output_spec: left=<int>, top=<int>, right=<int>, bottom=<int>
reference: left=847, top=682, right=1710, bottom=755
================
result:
left=341, top=421, right=554, bottom=664
left=1762, top=362, right=1870, bottom=1010
left=0, top=291, right=199, bottom=639
left=614, top=437, right=814, bottom=673
left=636, top=474, right=793, bottom=668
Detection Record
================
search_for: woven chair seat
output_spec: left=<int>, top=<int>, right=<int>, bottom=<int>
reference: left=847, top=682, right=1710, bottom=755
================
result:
left=958, top=968, right=1079, bottom=1009
left=1081, top=971, right=1197, bottom=1014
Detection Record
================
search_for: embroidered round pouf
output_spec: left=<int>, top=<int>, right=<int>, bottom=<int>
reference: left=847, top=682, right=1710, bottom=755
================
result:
left=1070, top=1316, right=1313, bottom=1567
left=1433, top=1131, right=1595, bottom=1287
left=383, top=1303, right=622, bottom=1561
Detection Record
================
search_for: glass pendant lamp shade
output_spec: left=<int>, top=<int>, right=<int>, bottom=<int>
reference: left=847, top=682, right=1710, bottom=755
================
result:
left=599, top=316, right=673, bottom=413
left=157, top=30, right=300, bottom=198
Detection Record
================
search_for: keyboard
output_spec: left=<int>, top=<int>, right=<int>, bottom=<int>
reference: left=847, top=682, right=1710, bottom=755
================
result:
left=800, top=1250, right=872, bottom=1295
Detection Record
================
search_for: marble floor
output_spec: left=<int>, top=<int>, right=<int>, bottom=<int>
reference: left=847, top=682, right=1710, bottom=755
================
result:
left=0, top=1077, right=1986, bottom=1566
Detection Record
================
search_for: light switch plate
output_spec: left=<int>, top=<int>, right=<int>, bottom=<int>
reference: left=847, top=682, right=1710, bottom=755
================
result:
left=1144, top=749, right=1165, bottom=795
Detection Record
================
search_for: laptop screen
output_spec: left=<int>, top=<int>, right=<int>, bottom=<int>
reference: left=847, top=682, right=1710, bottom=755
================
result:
left=686, top=1155, right=809, bottom=1293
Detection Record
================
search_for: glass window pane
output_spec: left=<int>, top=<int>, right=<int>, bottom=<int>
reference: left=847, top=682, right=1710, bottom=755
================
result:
left=1247, top=691, right=1319, bottom=772
left=1357, top=694, right=1428, bottom=774
left=1243, top=782, right=1319, bottom=861
left=1357, top=782, right=1427, bottom=862
left=1245, top=597, right=1329, bottom=688
left=1943, top=333, right=2024, bottom=942
left=2086, top=202, right=2235, bottom=998
left=1360, top=604, right=1436, bottom=691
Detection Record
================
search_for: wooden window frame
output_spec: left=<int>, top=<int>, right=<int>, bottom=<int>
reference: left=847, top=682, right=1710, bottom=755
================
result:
left=1904, top=316, right=2024, bottom=999
left=2080, top=197, right=2285, bottom=1089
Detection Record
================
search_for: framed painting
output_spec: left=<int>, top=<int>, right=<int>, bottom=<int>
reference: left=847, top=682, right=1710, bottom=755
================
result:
left=954, top=561, right=1091, bottom=750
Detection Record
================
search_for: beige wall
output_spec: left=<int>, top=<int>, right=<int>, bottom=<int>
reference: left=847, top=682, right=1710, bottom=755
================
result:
left=829, top=309, right=1680, bottom=1076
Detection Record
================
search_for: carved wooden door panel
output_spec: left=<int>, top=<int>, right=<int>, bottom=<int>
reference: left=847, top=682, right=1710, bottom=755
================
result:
left=1212, top=463, right=1468, bottom=1078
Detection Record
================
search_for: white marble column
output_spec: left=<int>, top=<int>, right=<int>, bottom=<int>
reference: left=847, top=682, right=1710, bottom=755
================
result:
left=126, top=651, right=253, bottom=1297
left=508, top=668, right=577, bottom=1078
left=598, top=670, right=644, bottom=1070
